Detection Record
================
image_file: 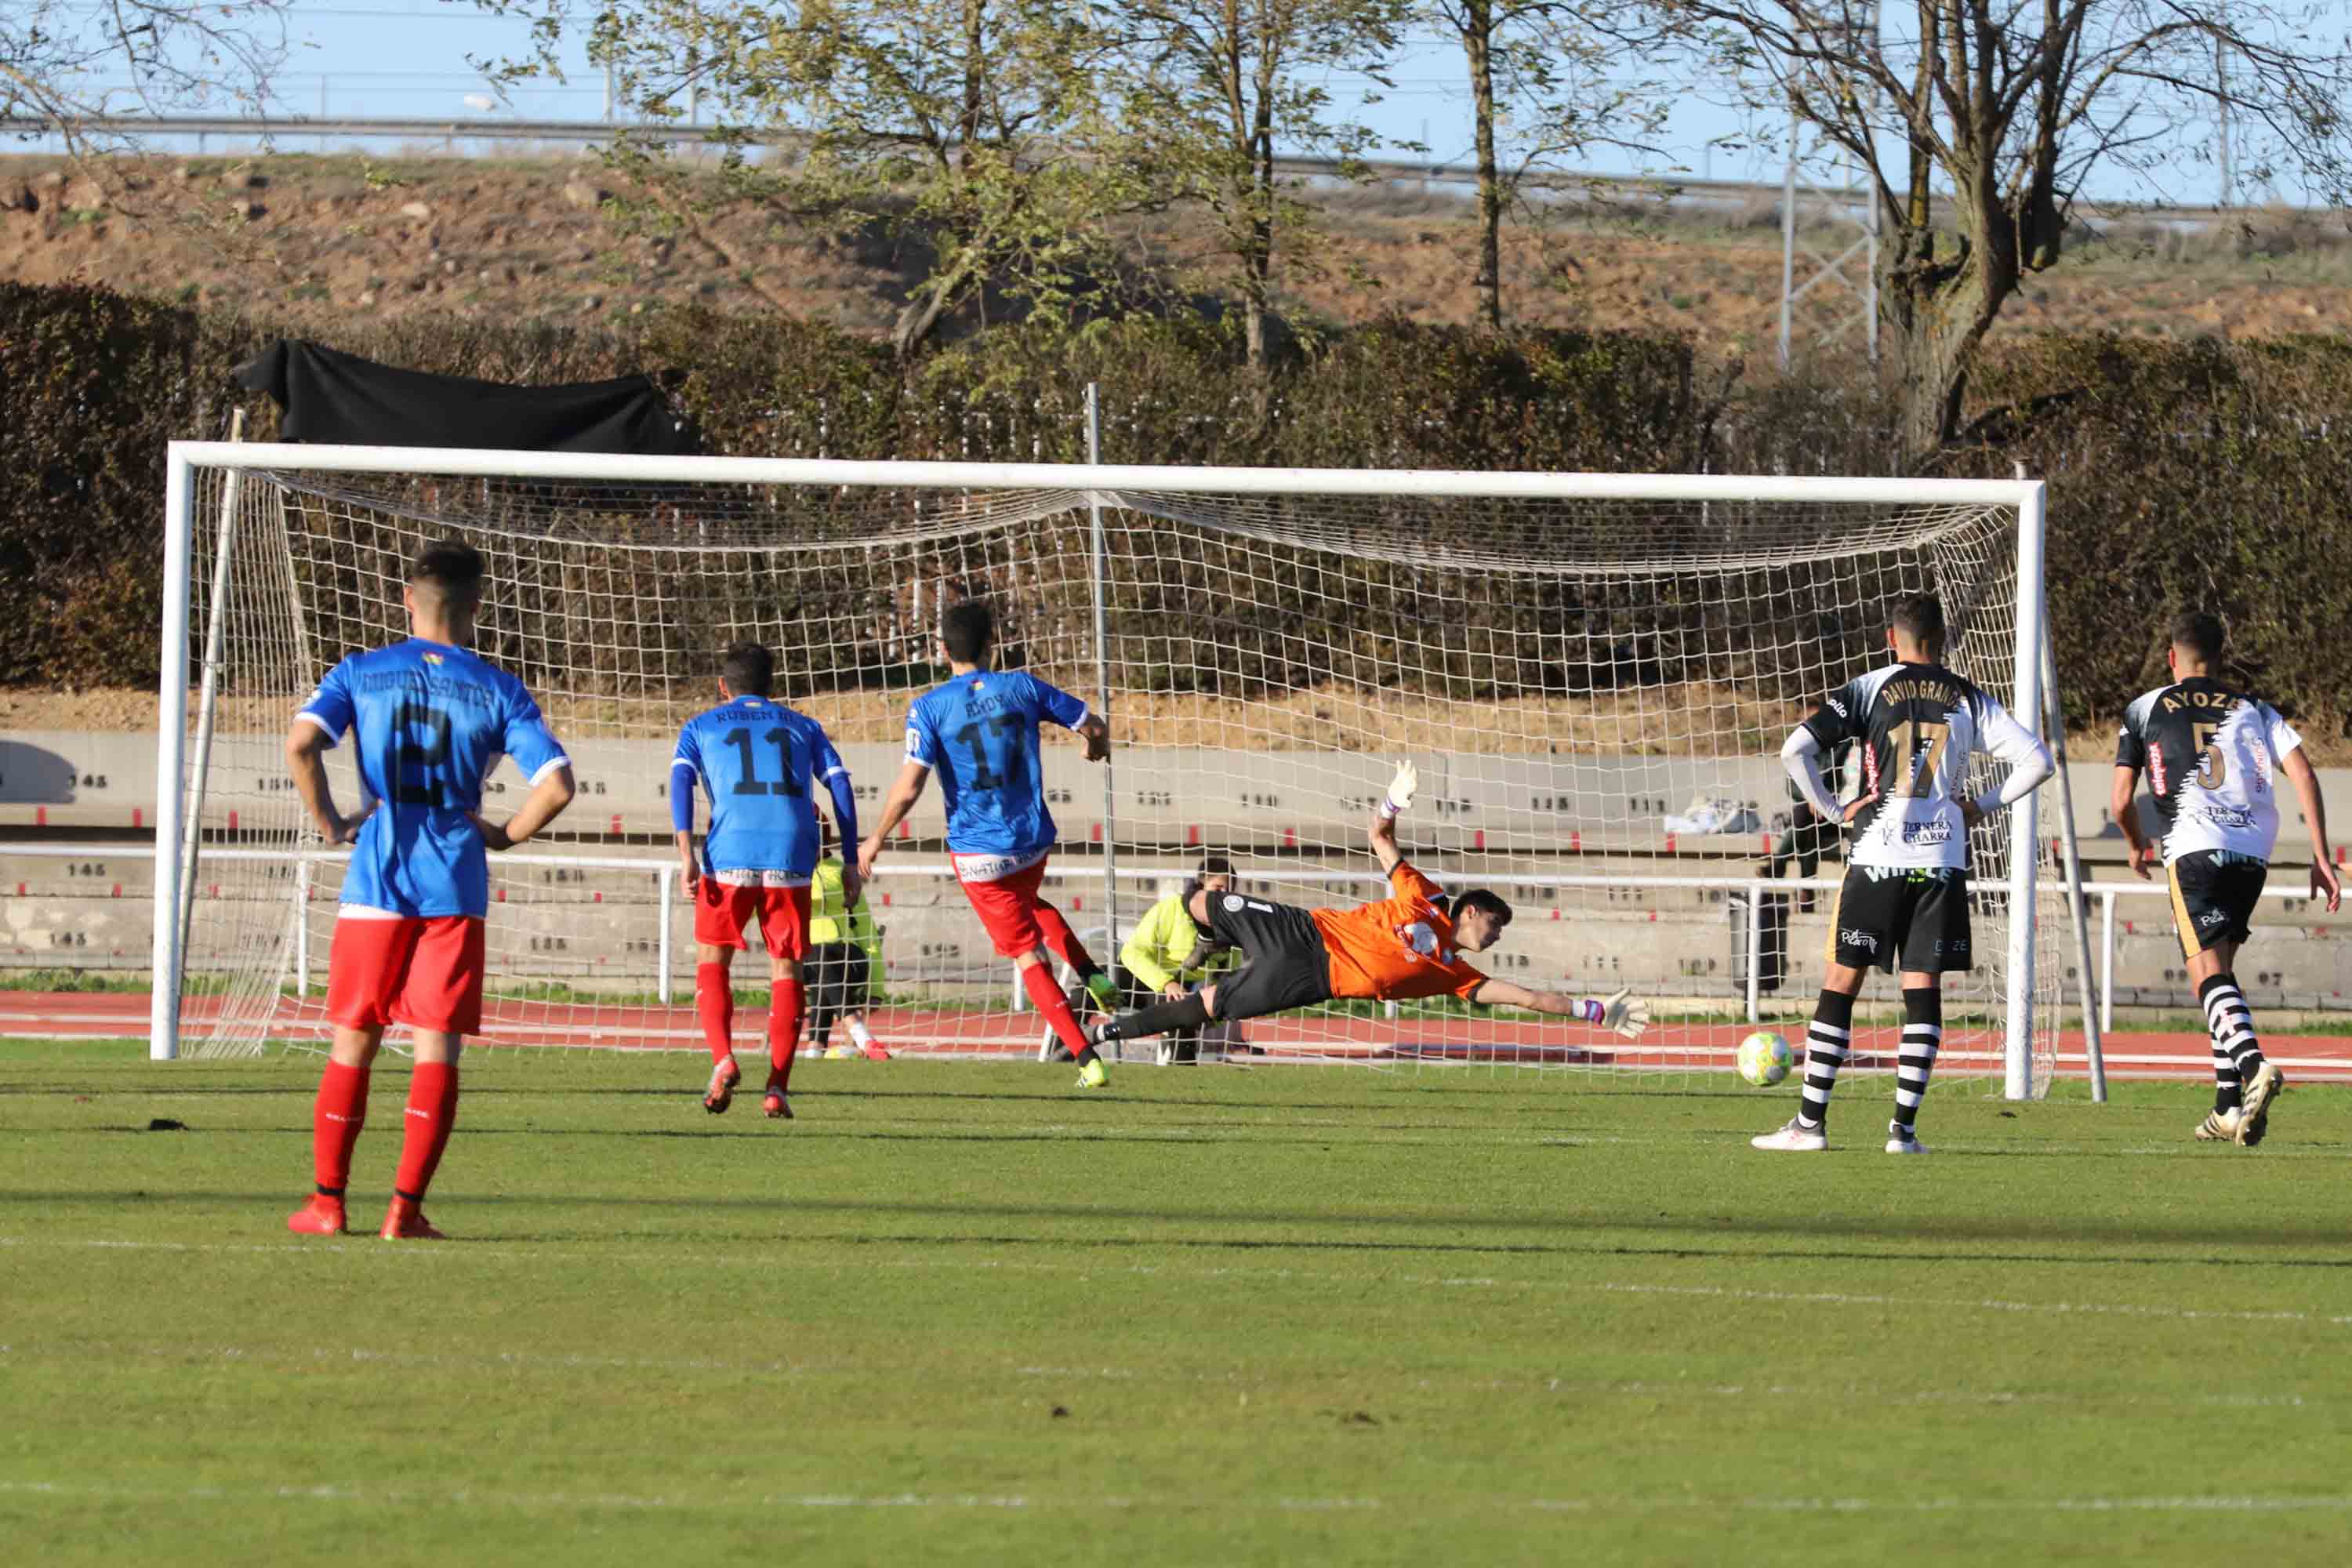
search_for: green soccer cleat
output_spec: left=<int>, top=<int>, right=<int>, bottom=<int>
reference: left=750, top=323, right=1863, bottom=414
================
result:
left=1076, top=1056, right=1110, bottom=1090
left=1084, top=971, right=1120, bottom=1011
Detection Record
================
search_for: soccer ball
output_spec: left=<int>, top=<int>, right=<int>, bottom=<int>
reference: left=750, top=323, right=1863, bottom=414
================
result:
left=1736, top=1030, right=1794, bottom=1087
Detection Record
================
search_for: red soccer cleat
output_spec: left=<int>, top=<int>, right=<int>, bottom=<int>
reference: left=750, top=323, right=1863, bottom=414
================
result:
left=379, top=1196, right=448, bottom=1241
left=285, top=1193, right=347, bottom=1236
left=703, top=1054, right=742, bottom=1115
left=762, top=1079, right=793, bottom=1120
left=860, top=1040, right=892, bottom=1062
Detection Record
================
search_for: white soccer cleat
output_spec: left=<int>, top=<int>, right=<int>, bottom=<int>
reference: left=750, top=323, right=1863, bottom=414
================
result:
left=2237, top=1062, right=2285, bottom=1147
left=2193, top=1109, right=2241, bottom=1142
left=1884, top=1123, right=1929, bottom=1154
left=1751, top=1116, right=1828, bottom=1152
left=1385, top=759, right=1418, bottom=816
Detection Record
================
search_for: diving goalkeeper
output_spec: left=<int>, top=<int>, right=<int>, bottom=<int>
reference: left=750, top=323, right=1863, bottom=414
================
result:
left=1092, top=764, right=1650, bottom=1047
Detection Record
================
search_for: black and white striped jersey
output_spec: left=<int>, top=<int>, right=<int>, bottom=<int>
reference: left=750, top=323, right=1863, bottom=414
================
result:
left=2115, top=677, right=2303, bottom=864
left=1801, top=662, right=2040, bottom=871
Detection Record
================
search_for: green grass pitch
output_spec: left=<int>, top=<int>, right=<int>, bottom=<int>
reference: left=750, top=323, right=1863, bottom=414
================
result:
left=3, top=1040, right=2349, bottom=1566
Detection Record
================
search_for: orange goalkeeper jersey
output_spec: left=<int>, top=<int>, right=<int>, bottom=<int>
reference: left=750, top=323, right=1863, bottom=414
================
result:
left=1308, top=861, right=1490, bottom=1003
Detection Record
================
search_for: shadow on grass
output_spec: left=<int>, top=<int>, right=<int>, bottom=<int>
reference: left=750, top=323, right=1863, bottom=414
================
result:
left=14, top=1187, right=2352, bottom=1269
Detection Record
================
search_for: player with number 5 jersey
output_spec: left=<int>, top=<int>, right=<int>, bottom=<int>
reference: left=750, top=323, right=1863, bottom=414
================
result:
left=860, top=600, right=1120, bottom=1087
left=285, top=539, right=577, bottom=1241
left=672, top=642, right=861, bottom=1120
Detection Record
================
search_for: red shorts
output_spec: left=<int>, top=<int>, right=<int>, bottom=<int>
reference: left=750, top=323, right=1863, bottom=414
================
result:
left=956, top=857, right=1054, bottom=959
left=325, top=915, right=485, bottom=1035
left=695, top=877, right=813, bottom=960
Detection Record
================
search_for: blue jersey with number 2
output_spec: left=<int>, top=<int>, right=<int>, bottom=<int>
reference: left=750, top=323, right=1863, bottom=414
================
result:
left=297, top=639, right=569, bottom=918
left=905, top=670, right=1089, bottom=858
left=673, top=697, right=848, bottom=879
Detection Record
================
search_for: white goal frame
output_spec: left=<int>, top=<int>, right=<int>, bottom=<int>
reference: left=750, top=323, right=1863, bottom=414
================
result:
left=153, top=441, right=2049, bottom=1096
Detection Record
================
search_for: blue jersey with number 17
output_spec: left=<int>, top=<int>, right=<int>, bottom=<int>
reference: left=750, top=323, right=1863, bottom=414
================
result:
left=905, top=670, right=1090, bottom=858
left=297, top=638, right=569, bottom=918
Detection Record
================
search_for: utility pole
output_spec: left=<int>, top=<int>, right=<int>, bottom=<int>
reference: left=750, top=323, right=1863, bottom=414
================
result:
left=1777, top=2, right=1882, bottom=372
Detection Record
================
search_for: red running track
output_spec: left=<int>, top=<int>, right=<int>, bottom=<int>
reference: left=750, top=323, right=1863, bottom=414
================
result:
left=5, top=991, right=2350, bottom=1082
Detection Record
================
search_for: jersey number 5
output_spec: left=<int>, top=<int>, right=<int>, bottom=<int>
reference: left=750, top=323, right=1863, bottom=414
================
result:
left=723, top=728, right=806, bottom=797
left=1885, top=720, right=1950, bottom=800
left=2189, top=720, right=2229, bottom=789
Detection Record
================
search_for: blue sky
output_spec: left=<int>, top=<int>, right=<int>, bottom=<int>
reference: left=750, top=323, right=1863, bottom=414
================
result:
left=52, top=2, right=2263, bottom=205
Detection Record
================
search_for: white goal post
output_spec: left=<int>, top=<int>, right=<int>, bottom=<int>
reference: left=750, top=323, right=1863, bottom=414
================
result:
left=153, top=439, right=2057, bottom=1096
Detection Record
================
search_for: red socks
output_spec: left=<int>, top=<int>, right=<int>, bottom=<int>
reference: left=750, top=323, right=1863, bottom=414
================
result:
left=768, top=978, right=806, bottom=1088
left=696, top=962, right=735, bottom=1063
left=393, top=1062, right=459, bottom=1202
left=312, top=1060, right=370, bottom=1194
left=1021, top=964, right=1093, bottom=1058
left=1033, top=902, right=1098, bottom=978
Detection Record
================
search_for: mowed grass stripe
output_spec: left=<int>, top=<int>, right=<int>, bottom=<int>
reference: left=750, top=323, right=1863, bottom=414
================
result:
left=4, top=1044, right=2350, bottom=1565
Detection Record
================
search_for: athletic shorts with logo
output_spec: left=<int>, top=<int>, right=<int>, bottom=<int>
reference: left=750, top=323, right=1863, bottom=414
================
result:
left=326, top=914, right=485, bottom=1034
left=2167, top=849, right=2268, bottom=958
left=1825, top=866, right=1972, bottom=974
left=1201, top=893, right=1335, bottom=1021
left=952, top=849, right=1063, bottom=959
left=695, top=875, right=813, bottom=960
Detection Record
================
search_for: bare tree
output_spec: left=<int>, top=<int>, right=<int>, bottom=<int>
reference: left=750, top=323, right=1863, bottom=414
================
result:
left=2, top=0, right=291, bottom=185
left=1674, top=1, right=2352, bottom=458
left=1424, top=2, right=1672, bottom=328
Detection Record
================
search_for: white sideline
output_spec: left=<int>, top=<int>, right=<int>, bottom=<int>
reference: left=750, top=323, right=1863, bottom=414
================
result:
left=4, top=1477, right=2347, bottom=1517
left=8, top=1236, right=2351, bottom=1330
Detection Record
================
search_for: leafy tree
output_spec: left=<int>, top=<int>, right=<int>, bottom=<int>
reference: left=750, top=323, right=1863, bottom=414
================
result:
left=486, top=1, right=1139, bottom=362
left=1117, top=0, right=1417, bottom=369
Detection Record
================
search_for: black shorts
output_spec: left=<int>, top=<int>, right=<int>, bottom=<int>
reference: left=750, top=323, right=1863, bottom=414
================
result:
left=1200, top=893, right=1334, bottom=1022
left=2168, top=850, right=2268, bottom=958
left=805, top=942, right=869, bottom=1025
left=1825, top=866, right=1973, bottom=975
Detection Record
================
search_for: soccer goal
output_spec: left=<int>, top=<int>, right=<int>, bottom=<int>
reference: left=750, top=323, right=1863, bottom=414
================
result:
left=153, top=441, right=2063, bottom=1095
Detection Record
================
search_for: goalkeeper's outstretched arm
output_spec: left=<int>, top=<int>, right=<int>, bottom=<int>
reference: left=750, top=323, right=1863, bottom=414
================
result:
left=1365, top=759, right=1418, bottom=874
left=1469, top=978, right=1650, bottom=1040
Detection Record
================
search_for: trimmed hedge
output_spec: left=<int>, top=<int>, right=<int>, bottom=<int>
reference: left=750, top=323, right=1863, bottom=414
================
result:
left=3, top=278, right=2349, bottom=740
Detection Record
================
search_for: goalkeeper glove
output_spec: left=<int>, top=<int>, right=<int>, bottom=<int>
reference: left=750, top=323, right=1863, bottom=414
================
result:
left=1582, top=988, right=1651, bottom=1040
left=1381, top=760, right=1418, bottom=819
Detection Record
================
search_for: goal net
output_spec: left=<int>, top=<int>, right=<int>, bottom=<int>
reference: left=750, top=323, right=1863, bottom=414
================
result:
left=154, top=446, right=2063, bottom=1095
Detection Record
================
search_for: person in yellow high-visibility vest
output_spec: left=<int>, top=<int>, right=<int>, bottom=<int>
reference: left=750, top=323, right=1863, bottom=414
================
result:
left=1118, top=857, right=1243, bottom=1065
left=808, top=817, right=889, bottom=1061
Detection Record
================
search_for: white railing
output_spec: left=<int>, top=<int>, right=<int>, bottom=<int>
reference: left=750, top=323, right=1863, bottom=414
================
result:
left=17, top=842, right=2332, bottom=1028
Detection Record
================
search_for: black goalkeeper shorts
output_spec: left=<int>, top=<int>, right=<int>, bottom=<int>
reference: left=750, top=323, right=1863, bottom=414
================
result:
left=1200, top=893, right=1334, bottom=1023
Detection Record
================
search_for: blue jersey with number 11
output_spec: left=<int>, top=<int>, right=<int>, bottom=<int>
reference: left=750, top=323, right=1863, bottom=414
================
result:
left=297, top=638, right=569, bottom=918
left=672, top=697, right=848, bottom=880
left=905, top=670, right=1089, bottom=858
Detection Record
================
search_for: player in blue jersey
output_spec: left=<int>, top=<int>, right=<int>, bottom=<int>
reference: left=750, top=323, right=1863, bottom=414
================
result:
left=671, top=642, right=862, bottom=1120
left=283, top=540, right=576, bottom=1241
left=858, top=601, right=1118, bottom=1087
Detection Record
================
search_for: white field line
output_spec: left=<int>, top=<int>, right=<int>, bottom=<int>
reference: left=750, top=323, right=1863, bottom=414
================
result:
left=0, top=1338, right=2319, bottom=1412
left=7, top=1235, right=2352, bottom=1333
left=3, top=1477, right=2350, bottom=1517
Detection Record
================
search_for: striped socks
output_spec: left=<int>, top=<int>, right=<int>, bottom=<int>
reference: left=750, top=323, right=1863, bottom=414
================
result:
left=1893, top=987, right=1943, bottom=1133
left=2198, top=971, right=2263, bottom=1115
left=1798, top=989, right=1854, bottom=1129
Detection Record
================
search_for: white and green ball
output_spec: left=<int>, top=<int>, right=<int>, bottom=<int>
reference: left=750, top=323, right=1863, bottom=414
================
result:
left=1736, top=1030, right=1795, bottom=1087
